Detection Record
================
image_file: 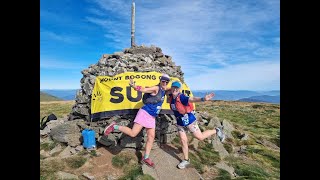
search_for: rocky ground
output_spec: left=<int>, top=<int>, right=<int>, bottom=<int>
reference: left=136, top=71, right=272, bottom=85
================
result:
left=40, top=100, right=280, bottom=180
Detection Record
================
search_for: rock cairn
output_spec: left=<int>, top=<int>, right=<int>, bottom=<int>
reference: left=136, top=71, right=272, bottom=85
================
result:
left=68, top=45, right=185, bottom=147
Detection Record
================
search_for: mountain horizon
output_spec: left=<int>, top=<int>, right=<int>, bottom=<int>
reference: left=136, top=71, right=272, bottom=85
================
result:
left=41, top=89, right=280, bottom=103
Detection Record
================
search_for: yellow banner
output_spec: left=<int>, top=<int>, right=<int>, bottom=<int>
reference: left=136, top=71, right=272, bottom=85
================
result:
left=91, top=72, right=195, bottom=120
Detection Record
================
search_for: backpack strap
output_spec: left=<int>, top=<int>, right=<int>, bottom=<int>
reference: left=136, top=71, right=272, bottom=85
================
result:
left=40, top=116, right=47, bottom=130
left=176, top=93, right=189, bottom=114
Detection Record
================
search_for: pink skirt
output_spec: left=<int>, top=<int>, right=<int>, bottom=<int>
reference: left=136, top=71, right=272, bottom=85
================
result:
left=134, top=109, right=156, bottom=128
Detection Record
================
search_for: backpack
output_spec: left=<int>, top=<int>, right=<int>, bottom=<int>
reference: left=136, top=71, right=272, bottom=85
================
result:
left=169, top=93, right=194, bottom=114
left=40, top=113, right=57, bottom=130
left=142, top=84, right=163, bottom=104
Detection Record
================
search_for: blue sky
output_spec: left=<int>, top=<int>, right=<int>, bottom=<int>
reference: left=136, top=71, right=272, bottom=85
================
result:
left=40, top=0, right=280, bottom=91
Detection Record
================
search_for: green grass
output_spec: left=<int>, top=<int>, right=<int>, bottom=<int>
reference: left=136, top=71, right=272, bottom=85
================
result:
left=234, top=163, right=270, bottom=179
left=40, top=154, right=46, bottom=160
left=186, top=141, right=221, bottom=174
left=40, top=92, right=62, bottom=102
left=40, top=101, right=74, bottom=121
left=89, top=150, right=98, bottom=157
left=270, top=137, right=280, bottom=147
left=40, top=141, right=58, bottom=151
left=171, top=136, right=182, bottom=149
left=225, top=156, right=271, bottom=179
left=234, top=138, right=257, bottom=146
left=198, top=101, right=280, bottom=146
left=231, top=130, right=242, bottom=139
left=216, top=168, right=232, bottom=180
left=118, top=164, right=143, bottom=180
left=64, top=156, right=87, bottom=169
left=189, top=152, right=205, bottom=174
left=246, top=145, right=280, bottom=169
left=78, top=149, right=89, bottom=156
left=136, top=174, right=155, bottom=180
left=196, top=101, right=280, bottom=179
left=223, top=143, right=233, bottom=153
left=40, top=100, right=279, bottom=179
left=112, top=152, right=137, bottom=168
left=40, top=159, right=65, bottom=180
left=252, top=104, right=264, bottom=109
left=196, top=141, right=220, bottom=166
left=112, top=152, right=143, bottom=180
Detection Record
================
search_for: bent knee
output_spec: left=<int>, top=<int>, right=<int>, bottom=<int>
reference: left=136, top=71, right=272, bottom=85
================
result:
left=194, top=136, right=205, bottom=141
left=128, top=132, right=139, bottom=137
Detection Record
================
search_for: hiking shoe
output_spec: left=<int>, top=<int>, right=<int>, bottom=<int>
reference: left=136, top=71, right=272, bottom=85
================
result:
left=104, top=121, right=116, bottom=136
left=215, top=126, right=225, bottom=142
left=177, top=159, right=190, bottom=169
left=141, top=158, right=155, bottom=168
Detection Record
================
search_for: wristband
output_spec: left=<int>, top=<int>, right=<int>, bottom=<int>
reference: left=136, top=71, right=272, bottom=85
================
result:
left=135, top=86, right=142, bottom=91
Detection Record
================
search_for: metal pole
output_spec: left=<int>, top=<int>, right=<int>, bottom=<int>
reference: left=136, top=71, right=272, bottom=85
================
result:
left=131, top=0, right=135, bottom=47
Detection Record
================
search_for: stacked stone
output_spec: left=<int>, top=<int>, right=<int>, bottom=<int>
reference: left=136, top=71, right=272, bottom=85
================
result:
left=69, top=45, right=185, bottom=148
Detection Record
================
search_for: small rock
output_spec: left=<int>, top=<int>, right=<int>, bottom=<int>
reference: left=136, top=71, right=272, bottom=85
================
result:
left=215, top=161, right=235, bottom=177
left=40, top=129, right=50, bottom=136
left=59, top=146, right=73, bottom=158
left=83, top=172, right=95, bottom=180
left=103, top=54, right=110, bottom=58
left=238, top=145, right=247, bottom=154
left=49, top=144, right=62, bottom=155
left=212, top=138, right=229, bottom=159
left=70, top=148, right=77, bottom=155
left=240, top=133, right=248, bottom=140
left=56, top=171, right=79, bottom=179
left=107, top=175, right=117, bottom=180
left=40, top=150, right=50, bottom=157
left=75, top=145, right=84, bottom=152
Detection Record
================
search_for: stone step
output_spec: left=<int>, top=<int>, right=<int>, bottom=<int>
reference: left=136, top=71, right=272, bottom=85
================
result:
left=142, top=145, right=203, bottom=180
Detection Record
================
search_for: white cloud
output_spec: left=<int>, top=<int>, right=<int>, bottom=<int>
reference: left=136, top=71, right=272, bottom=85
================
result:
left=40, top=79, right=82, bottom=89
left=40, top=58, right=87, bottom=70
left=85, top=0, right=279, bottom=90
left=85, top=16, right=129, bottom=47
left=185, top=61, right=280, bottom=91
left=87, top=8, right=106, bottom=16
left=91, top=0, right=131, bottom=16
left=40, top=30, right=83, bottom=44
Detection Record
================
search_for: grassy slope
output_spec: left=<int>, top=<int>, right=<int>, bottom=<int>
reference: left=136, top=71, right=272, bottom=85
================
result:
left=40, top=100, right=280, bottom=179
left=197, top=100, right=280, bottom=179
left=200, top=100, right=280, bottom=145
left=40, top=101, right=74, bottom=121
left=40, top=92, right=62, bottom=102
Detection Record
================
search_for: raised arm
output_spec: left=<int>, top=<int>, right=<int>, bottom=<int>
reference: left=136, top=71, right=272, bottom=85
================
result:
left=188, top=92, right=215, bottom=103
left=165, top=88, right=172, bottom=96
left=129, top=78, right=158, bottom=94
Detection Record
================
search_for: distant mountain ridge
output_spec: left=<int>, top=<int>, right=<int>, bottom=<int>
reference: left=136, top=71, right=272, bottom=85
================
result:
left=41, top=89, right=78, bottom=100
left=237, top=95, right=280, bottom=104
left=40, top=91, right=62, bottom=102
left=192, top=90, right=280, bottom=101
left=41, top=89, right=280, bottom=103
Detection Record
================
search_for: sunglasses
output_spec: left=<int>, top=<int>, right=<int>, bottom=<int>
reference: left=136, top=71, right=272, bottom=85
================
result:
left=161, top=80, right=169, bottom=84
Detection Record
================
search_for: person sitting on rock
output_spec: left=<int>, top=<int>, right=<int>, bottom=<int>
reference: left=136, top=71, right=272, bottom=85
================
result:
left=168, top=81, right=225, bottom=169
left=103, top=73, right=171, bottom=168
